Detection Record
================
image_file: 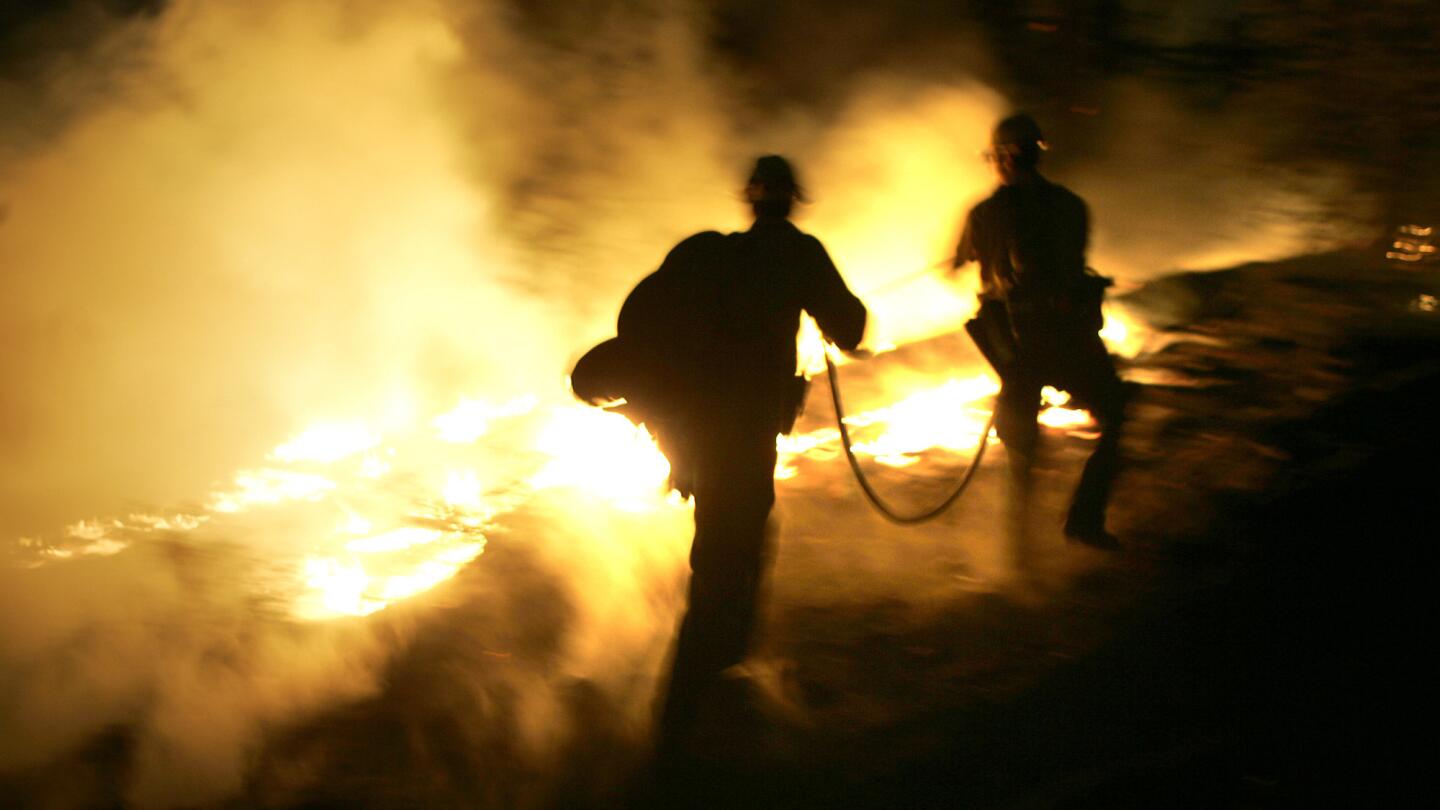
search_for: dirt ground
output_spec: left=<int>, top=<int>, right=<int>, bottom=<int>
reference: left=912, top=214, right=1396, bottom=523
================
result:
left=640, top=248, right=1440, bottom=808
left=233, top=249, right=1436, bottom=810
left=22, top=249, right=1428, bottom=809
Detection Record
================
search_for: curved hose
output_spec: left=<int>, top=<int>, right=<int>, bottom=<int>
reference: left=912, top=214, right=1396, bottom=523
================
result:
left=824, top=352, right=997, bottom=525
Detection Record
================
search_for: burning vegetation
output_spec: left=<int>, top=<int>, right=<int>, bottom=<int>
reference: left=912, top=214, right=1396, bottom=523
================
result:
left=3, top=1, right=1435, bottom=808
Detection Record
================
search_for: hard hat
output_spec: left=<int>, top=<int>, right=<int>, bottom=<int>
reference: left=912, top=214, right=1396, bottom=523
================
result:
left=991, top=114, right=1049, bottom=152
left=570, top=337, right=633, bottom=405
left=744, top=154, right=807, bottom=202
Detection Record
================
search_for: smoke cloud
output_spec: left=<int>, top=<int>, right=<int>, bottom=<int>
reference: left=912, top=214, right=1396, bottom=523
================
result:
left=0, top=1, right=1376, bottom=807
left=1073, top=79, right=1373, bottom=285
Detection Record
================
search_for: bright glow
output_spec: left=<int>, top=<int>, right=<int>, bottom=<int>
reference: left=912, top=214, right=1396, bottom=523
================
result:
left=776, top=427, right=841, bottom=459
left=845, top=375, right=999, bottom=465
left=299, top=535, right=487, bottom=620
left=378, top=546, right=483, bottom=600
left=272, top=421, right=381, bottom=463
left=1037, top=407, right=1095, bottom=430
left=340, top=513, right=374, bottom=535
left=41, top=538, right=129, bottom=558
left=301, top=558, right=381, bottom=618
left=1100, top=303, right=1149, bottom=358
left=1037, top=386, right=1097, bottom=431
left=359, top=454, right=391, bottom=478
left=65, top=519, right=113, bottom=540
left=796, top=317, right=830, bottom=376
left=29, top=331, right=1138, bottom=626
left=441, top=469, right=485, bottom=510
left=345, top=526, right=443, bottom=554
left=780, top=376, right=998, bottom=471
left=6, top=53, right=1168, bottom=639
left=1041, top=386, right=1071, bottom=408
left=210, top=468, right=336, bottom=512
left=806, top=84, right=1005, bottom=349
left=529, top=406, right=671, bottom=506
left=77, top=538, right=130, bottom=556
left=127, top=513, right=208, bottom=531
left=432, top=395, right=537, bottom=443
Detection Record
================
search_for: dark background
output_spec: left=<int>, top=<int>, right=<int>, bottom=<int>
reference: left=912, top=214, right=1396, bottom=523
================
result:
left=5, top=0, right=1438, bottom=227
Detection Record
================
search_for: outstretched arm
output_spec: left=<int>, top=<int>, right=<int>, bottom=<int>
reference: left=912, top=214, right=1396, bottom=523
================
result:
left=801, top=237, right=867, bottom=351
left=950, top=211, right=978, bottom=274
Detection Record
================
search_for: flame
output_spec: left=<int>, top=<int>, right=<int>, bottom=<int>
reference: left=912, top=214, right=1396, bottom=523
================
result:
left=210, top=469, right=337, bottom=513
left=432, top=395, right=538, bottom=444
left=796, top=317, right=830, bottom=376
left=10, top=73, right=1157, bottom=625
left=298, top=531, right=486, bottom=619
left=1389, top=224, right=1437, bottom=264
left=844, top=375, right=999, bottom=466
left=377, top=548, right=485, bottom=600
left=359, top=453, right=392, bottom=478
left=1100, top=302, right=1149, bottom=358
left=780, top=374, right=998, bottom=474
left=21, top=396, right=682, bottom=620
left=340, top=512, right=373, bottom=535
left=22, top=304, right=1145, bottom=622
left=66, top=519, right=113, bottom=540
left=441, top=469, right=485, bottom=510
left=345, top=527, right=443, bottom=554
left=529, top=406, right=673, bottom=509
left=778, top=362, right=1127, bottom=476
left=1035, top=387, right=1095, bottom=431
left=805, top=83, right=1004, bottom=349
left=272, top=421, right=382, bottom=463
left=301, top=558, right=380, bottom=618
left=1035, top=407, right=1094, bottom=430
left=126, top=513, right=208, bottom=531
left=23, top=341, right=1143, bottom=620
left=299, top=534, right=487, bottom=620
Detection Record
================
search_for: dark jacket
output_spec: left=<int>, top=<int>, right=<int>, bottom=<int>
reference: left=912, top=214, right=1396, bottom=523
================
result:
left=619, top=219, right=866, bottom=436
left=957, top=178, right=1089, bottom=302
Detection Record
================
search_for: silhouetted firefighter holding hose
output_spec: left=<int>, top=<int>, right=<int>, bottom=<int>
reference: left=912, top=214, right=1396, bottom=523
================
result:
left=571, top=156, right=867, bottom=758
left=954, top=114, right=1128, bottom=557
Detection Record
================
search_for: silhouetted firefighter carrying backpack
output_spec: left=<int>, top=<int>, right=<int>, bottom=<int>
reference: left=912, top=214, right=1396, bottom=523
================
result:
left=570, top=231, right=734, bottom=495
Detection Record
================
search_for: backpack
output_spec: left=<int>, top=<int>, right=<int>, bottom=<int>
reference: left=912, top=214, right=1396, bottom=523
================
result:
left=570, top=232, right=735, bottom=492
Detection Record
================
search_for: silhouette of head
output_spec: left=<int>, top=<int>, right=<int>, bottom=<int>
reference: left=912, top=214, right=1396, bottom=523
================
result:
left=744, top=155, right=805, bottom=220
left=989, top=114, right=1047, bottom=183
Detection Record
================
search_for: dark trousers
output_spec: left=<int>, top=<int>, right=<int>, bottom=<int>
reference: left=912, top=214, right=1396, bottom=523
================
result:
left=995, top=329, right=1127, bottom=536
left=656, top=425, right=777, bottom=749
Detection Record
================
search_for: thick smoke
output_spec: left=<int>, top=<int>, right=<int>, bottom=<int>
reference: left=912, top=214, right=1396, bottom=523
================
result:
left=0, top=1, right=1375, bottom=807
left=0, top=3, right=744, bottom=805
left=0, top=1, right=549, bottom=537
left=1074, top=79, right=1372, bottom=285
left=0, top=0, right=1365, bottom=539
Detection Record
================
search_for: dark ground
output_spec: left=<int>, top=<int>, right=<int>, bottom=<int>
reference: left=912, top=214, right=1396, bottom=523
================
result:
left=632, top=248, right=1440, bottom=808
left=21, top=248, right=1430, bottom=809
